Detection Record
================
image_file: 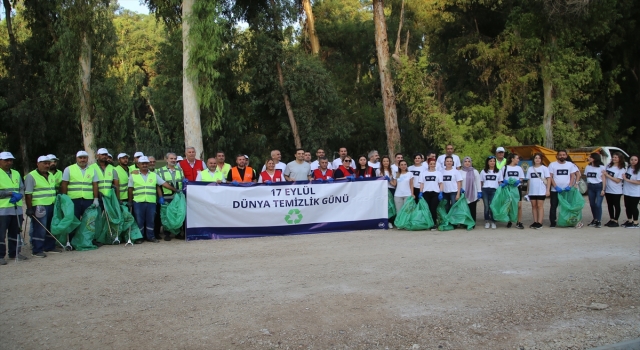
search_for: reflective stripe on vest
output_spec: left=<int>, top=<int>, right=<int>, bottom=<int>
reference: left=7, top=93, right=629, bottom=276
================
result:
left=200, top=169, right=225, bottom=182
left=132, top=172, right=157, bottom=203
left=231, top=166, right=253, bottom=182
left=114, top=166, right=129, bottom=200
left=29, top=170, right=56, bottom=206
left=91, top=163, right=115, bottom=195
left=67, top=164, right=95, bottom=199
left=0, top=169, right=22, bottom=208
left=158, top=166, right=183, bottom=195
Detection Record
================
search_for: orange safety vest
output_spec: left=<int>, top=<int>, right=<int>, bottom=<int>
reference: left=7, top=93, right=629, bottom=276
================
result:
left=231, top=166, right=254, bottom=182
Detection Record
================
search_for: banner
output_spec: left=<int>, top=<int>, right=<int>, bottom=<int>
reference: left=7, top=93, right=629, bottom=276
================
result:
left=186, top=179, right=388, bottom=240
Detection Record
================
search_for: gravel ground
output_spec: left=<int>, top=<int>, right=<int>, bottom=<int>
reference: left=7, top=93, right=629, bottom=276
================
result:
left=0, top=199, right=639, bottom=349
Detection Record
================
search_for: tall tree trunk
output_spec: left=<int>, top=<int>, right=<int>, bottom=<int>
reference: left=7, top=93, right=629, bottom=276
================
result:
left=373, top=0, right=401, bottom=155
left=79, top=32, right=96, bottom=163
left=392, top=0, right=404, bottom=62
left=301, top=0, right=319, bottom=55
left=182, top=0, right=204, bottom=159
left=542, top=64, right=554, bottom=149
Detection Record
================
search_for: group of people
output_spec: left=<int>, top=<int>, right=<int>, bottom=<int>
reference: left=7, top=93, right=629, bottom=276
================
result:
left=1, top=144, right=639, bottom=264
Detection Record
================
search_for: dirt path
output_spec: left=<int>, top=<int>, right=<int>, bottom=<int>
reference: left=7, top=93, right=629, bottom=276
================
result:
left=1, top=201, right=639, bottom=349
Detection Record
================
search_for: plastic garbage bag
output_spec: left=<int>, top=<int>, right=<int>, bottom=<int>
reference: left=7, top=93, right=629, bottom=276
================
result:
left=50, top=194, right=80, bottom=244
left=490, top=179, right=519, bottom=222
left=394, top=198, right=414, bottom=229
left=71, top=204, right=98, bottom=251
left=395, top=198, right=434, bottom=231
left=447, top=194, right=476, bottom=230
left=96, top=189, right=123, bottom=244
left=437, top=200, right=454, bottom=231
left=161, top=192, right=186, bottom=235
left=119, top=204, right=143, bottom=241
left=558, top=187, right=585, bottom=227
left=388, top=190, right=396, bottom=219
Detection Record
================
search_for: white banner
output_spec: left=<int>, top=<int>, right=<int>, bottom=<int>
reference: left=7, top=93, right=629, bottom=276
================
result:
left=186, top=179, right=388, bottom=239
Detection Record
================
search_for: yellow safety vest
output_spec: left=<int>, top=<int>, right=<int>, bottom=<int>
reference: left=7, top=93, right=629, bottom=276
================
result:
left=157, top=166, right=183, bottom=195
left=496, top=158, right=507, bottom=170
left=91, top=163, right=115, bottom=195
left=51, top=170, right=62, bottom=192
left=67, top=164, right=95, bottom=200
left=114, top=165, right=129, bottom=200
left=28, top=170, right=56, bottom=206
left=0, top=169, right=22, bottom=208
left=132, top=172, right=157, bottom=203
left=199, top=169, right=226, bottom=182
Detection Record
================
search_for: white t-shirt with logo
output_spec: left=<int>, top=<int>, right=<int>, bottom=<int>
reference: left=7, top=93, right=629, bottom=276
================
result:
left=394, top=172, right=414, bottom=197
left=584, top=165, right=605, bottom=184
left=622, top=168, right=640, bottom=197
left=441, top=168, right=462, bottom=193
left=526, top=165, right=550, bottom=196
left=503, top=165, right=525, bottom=182
left=480, top=169, right=503, bottom=189
left=408, top=164, right=426, bottom=189
left=604, top=165, right=625, bottom=194
left=549, top=161, right=579, bottom=191
left=419, top=170, right=443, bottom=193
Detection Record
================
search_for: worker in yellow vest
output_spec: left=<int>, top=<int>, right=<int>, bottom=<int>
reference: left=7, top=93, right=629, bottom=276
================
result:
left=495, top=147, right=507, bottom=170
left=129, top=151, right=144, bottom=172
left=90, top=148, right=119, bottom=197
left=0, top=151, right=27, bottom=264
left=114, top=153, right=130, bottom=202
left=46, top=154, right=62, bottom=193
left=127, top=156, right=178, bottom=243
left=156, top=152, right=184, bottom=241
left=60, top=151, right=99, bottom=241
left=196, top=157, right=227, bottom=183
left=24, top=156, right=58, bottom=257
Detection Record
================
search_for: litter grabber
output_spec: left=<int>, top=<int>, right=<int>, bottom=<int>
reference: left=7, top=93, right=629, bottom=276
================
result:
left=102, top=208, right=120, bottom=245
left=31, top=215, right=65, bottom=249
left=124, top=227, right=133, bottom=247
left=14, top=205, right=27, bottom=263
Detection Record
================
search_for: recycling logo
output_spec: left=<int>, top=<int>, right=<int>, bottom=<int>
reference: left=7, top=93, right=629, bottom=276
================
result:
left=284, top=209, right=303, bottom=224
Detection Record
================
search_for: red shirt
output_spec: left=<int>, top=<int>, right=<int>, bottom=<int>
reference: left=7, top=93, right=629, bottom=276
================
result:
left=312, top=169, right=334, bottom=180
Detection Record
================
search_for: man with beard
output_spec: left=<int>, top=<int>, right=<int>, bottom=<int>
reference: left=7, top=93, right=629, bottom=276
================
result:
left=46, top=154, right=62, bottom=193
left=60, top=151, right=99, bottom=241
left=114, top=153, right=131, bottom=202
left=548, top=150, right=580, bottom=228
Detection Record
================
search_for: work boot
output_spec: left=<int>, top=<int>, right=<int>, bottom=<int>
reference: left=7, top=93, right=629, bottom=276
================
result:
left=164, top=234, right=172, bottom=241
left=31, top=252, right=46, bottom=258
left=0, top=258, right=6, bottom=265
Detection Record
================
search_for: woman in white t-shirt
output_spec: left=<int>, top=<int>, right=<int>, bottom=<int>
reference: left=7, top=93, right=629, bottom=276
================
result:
left=377, top=156, right=397, bottom=193
left=419, top=157, right=443, bottom=227
left=408, top=153, right=426, bottom=202
left=526, top=153, right=551, bottom=229
left=621, top=155, right=640, bottom=229
left=480, top=156, right=503, bottom=229
left=584, top=153, right=606, bottom=228
left=394, top=160, right=413, bottom=215
left=441, top=156, right=462, bottom=212
left=502, top=154, right=525, bottom=229
left=603, top=152, right=626, bottom=227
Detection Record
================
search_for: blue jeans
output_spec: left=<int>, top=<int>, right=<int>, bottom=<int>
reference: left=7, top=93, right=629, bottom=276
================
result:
left=587, top=183, right=604, bottom=221
left=482, top=188, right=497, bottom=221
left=443, top=192, right=458, bottom=212
left=71, top=198, right=93, bottom=241
left=29, top=205, right=55, bottom=253
left=0, top=214, right=23, bottom=258
left=134, top=202, right=156, bottom=240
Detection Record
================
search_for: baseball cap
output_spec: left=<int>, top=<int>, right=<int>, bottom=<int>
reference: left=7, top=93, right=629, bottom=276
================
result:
left=244, top=155, right=249, bottom=159
left=97, top=148, right=109, bottom=155
left=107, top=153, right=112, bottom=158
left=76, top=151, right=89, bottom=157
left=46, top=154, right=59, bottom=161
left=176, top=156, right=183, bottom=161
left=138, top=156, right=150, bottom=163
left=496, top=147, right=506, bottom=153
left=0, top=152, right=15, bottom=160
left=37, top=155, right=51, bottom=163
left=117, top=153, right=129, bottom=159
left=134, top=152, right=144, bottom=158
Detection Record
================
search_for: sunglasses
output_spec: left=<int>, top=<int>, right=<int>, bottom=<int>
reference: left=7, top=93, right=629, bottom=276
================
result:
left=487, top=156, right=496, bottom=159
left=344, top=159, right=351, bottom=162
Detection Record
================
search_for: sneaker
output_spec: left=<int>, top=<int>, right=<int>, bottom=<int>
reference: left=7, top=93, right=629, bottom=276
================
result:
left=430, top=227, right=437, bottom=231
left=587, top=220, right=596, bottom=227
left=626, top=223, right=640, bottom=229
left=595, top=221, right=602, bottom=228
left=164, top=235, right=172, bottom=241
left=516, top=222, right=524, bottom=230
left=45, top=247, right=63, bottom=254
left=388, top=223, right=394, bottom=229
left=604, top=220, right=614, bottom=227
left=550, top=222, right=556, bottom=228
left=0, top=258, right=6, bottom=265
left=92, top=240, right=103, bottom=247
left=484, top=222, right=490, bottom=229
left=610, top=221, right=619, bottom=227
left=13, top=254, right=28, bottom=261
left=529, top=223, right=536, bottom=229
left=31, top=252, right=46, bottom=258
left=535, top=222, right=543, bottom=229
left=621, top=221, right=633, bottom=228
left=491, top=222, right=496, bottom=229
left=151, top=239, right=159, bottom=243
left=507, top=222, right=513, bottom=228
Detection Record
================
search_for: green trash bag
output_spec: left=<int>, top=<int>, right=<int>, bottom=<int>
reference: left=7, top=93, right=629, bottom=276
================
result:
left=50, top=194, right=80, bottom=245
left=490, top=179, right=519, bottom=223
left=395, top=198, right=434, bottom=231
left=558, top=188, right=585, bottom=227
left=437, top=200, right=454, bottom=231
left=388, top=190, right=396, bottom=219
left=447, top=194, right=476, bottom=230
left=118, top=204, right=143, bottom=242
left=71, top=204, right=98, bottom=251
left=161, top=193, right=186, bottom=235
left=95, top=190, right=124, bottom=245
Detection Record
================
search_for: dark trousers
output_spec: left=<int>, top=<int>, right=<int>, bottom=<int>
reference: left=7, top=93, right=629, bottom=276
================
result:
left=443, top=192, right=457, bottom=212
left=549, top=191, right=559, bottom=225
left=413, top=187, right=421, bottom=203
left=154, top=203, right=162, bottom=238
left=468, top=200, right=478, bottom=223
left=624, top=195, right=640, bottom=221
left=0, top=214, right=22, bottom=258
left=482, top=187, right=496, bottom=221
left=423, top=191, right=439, bottom=225
left=134, top=202, right=156, bottom=240
left=71, top=198, right=93, bottom=241
left=605, top=193, right=622, bottom=221
left=30, top=204, right=55, bottom=253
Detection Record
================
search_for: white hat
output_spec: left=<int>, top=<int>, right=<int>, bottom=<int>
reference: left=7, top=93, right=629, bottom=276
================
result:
left=97, top=148, right=109, bottom=155
left=37, top=155, right=51, bottom=163
left=0, top=152, right=15, bottom=160
left=117, top=153, right=129, bottom=159
left=176, top=156, right=183, bottom=161
left=133, top=152, right=144, bottom=158
left=244, top=155, right=249, bottom=159
left=76, top=151, right=89, bottom=157
left=138, top=156, right=150, bottom=163
left=496, top=147, right=506, bottom=153
left=107, top=153, right=112, bottom=158
left=46, top=154, right=58, bottom=161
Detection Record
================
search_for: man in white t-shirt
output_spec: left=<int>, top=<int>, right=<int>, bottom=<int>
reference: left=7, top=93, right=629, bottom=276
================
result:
left=332, top=147, right=356, bottom=169
left=367, top=150, right=380, bottom=169
left=436, top=144, right=461, bottom=171
left=310, top=148, right=333, bottom=171
left=391, top=153, right=403, bottom=173
left=262, top=149, right=287, bottom=172
left=548, top=150, right=580, bottom=227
